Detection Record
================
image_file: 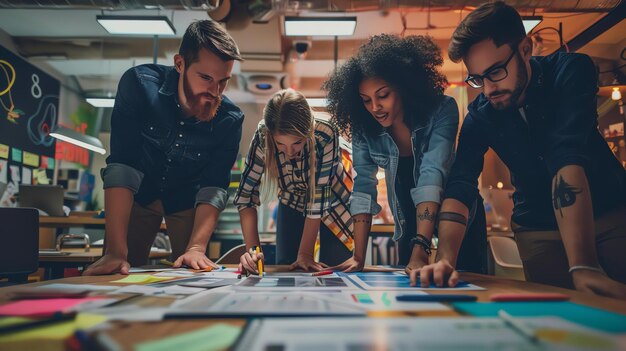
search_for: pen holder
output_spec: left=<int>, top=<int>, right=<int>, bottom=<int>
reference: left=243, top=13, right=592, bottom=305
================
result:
left=56, top=233, right=91, bottom=252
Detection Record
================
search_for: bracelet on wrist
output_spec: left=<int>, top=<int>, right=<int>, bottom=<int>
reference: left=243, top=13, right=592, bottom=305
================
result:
left=410, top=234, right=432, bottom=256
left=568, top=265, right=605, bottom=275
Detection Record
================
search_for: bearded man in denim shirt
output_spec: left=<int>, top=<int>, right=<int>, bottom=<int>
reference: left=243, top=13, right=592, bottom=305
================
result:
left=84, top=20, right=244, bottom=275
left=418, top=2, right=626, bottom=300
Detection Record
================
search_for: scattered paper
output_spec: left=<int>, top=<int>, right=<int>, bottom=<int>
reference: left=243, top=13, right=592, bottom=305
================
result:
left=0, top=313, right=107, bottom=343
left=111, top=285, right=205, bottom=297
left=0, top=298, right=103, bottom=317
left=40, top=283, right=118, bottom=292
left=135, top=323, right=243, bottom=351
left=111, top=275, right=176, bottom=284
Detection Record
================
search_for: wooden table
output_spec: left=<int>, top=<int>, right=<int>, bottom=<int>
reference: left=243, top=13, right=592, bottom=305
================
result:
left=38, top=248, right=171, bottom=279
left=1, top=267, right=625, bottom=351
left=39, top=212, right=167, bottom=231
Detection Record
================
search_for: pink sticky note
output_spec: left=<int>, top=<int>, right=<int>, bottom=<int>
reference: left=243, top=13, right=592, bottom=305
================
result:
left=0, top=298, right=102, bottom=317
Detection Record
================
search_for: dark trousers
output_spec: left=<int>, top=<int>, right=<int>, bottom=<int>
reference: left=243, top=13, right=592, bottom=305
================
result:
left=396, top=187, right=488, bottom=274
left=105, top=200, right=195, bottom=266
left=275, top=203, right=352, bottom=266
left=513, top=206, right=626, bottom=289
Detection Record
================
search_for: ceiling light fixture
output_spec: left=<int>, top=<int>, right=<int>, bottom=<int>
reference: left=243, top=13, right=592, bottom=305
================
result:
left=96, top=15, right=176, bottom=36
left=284, top=16, right=357, bottom=36
left=522, top=16, right=543, bottom=34
left=86, top=97, right=115, bottom=108
left=50, top=126, right=106, bottom=155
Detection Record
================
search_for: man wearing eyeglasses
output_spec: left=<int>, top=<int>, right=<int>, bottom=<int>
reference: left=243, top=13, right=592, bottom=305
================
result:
left=414, top=1, right=626, bottom=299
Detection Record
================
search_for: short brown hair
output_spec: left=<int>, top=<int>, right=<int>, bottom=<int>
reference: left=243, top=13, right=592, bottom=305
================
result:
left=179, top=19, right=243, bottom=64
left=448, top=1, right=526, bottom=63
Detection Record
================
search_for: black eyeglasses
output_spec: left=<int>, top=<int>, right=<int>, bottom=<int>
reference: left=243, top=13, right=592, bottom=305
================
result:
left=464, top=48, right=517, bottom=88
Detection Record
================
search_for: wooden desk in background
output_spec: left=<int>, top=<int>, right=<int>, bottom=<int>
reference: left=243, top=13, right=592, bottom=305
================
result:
left=0, top=266, right=625, bottom=351
left=39, top=212, right=167, bottom=230
left=38, top=248, right=171, bottom=280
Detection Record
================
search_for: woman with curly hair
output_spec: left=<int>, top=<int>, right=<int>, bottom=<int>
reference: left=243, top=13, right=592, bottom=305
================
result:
left=324, top=34, right=486, bottom=278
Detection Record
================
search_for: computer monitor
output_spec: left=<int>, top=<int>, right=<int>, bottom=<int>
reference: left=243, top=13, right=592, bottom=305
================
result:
left=19, top=184, right=66, bottom=217
left=0, top=207, right=39, bottom=283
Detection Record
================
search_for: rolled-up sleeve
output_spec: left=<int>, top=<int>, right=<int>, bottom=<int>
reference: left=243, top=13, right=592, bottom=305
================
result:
left=544, top=54, right=598, bottom=177
left=234, top=126, right=265, bottom=211
left=102, top=68, right=146, bottom=192
left=196, top=114, right=244, bottom=211
left=443, top=113, right=488, bottom=210
left=412, top=96, right=459, bottom=206
left=350, top=132, right=382, bottom=216
left=101, top=163, right=144, bottom=193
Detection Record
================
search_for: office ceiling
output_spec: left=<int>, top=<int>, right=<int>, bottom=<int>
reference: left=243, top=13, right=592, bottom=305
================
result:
left=0, top=0, right=620, bottom=104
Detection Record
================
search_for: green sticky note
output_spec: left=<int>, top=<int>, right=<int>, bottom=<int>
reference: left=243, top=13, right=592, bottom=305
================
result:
left=111, top=274, right=174, bottom=284
left=0, top=313, right=107, bottom=342
left=11, top=148, right=22, bottom=163
left=136, top=323, right=242, bottom=351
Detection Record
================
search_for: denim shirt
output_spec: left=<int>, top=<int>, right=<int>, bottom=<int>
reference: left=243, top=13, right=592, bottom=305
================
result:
left=445, top=52, right=626, bottom=228
left=350, top=96, right=459, bottom=240
left=101, top=64, right=244, bottom=215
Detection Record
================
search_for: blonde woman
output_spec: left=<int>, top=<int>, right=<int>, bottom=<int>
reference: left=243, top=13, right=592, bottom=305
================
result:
left=234, top=89, right=354, bottom=273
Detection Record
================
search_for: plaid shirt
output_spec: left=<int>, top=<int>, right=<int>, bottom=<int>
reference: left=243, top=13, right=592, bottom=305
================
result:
left=234, top=119, right=354, bottom=250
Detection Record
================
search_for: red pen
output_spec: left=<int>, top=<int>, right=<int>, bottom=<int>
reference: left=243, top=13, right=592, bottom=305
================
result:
left=312, top=270, right=334, bottom=277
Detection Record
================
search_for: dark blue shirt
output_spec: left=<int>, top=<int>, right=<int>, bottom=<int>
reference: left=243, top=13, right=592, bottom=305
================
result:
left=102, top=64, right=244, bottom=215
left=445, top=52, right=626, bottom=228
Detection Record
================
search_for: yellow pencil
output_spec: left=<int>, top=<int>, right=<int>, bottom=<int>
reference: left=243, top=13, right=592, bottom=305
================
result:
left=255, top=246, right=264, bottom=277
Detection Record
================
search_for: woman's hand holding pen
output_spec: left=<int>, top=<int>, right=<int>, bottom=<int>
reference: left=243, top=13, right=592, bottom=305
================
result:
left=289, top=252, right=327, bottom=272
left=330, top=256, right=364, bottom=272
left=239, top=247, right=264, bottom=275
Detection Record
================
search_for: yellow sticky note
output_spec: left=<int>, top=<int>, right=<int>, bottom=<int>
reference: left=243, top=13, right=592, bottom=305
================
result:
left=0, top=144, right=8, bottom=159
left=111, top=274, right=174, bottom=284
left=0, top=317, right=32, bottom=328
left=23, top=152, right=40, bottom=167
left=0, top=313, right=107, bottom=342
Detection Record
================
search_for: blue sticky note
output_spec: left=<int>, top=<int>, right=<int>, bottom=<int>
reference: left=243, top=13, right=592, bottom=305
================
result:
left=11, top=148, right=22, bottom=163
left=452, top=301, right=626, bottom=334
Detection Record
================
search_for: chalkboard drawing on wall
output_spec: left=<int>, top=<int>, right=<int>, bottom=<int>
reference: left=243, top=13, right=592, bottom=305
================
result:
left=0, top=44, right=59, bottom=159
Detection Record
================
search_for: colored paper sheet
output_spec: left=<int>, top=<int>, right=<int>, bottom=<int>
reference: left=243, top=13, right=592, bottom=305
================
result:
left=452, top=301, right=626, bottom=333
left=0, top=313, right=106, bottom=342
left=21, top=167, right=32, bottom=185
left=135, top=323, right=242, bottom=351
left=11, top=148, right=22, bottom=163
left=47, top=157, right=55, bottom=170
left=0, top=316, right=31, bottom=328
left=111, top=274, right=175, bottom=284
left=0, top=159, right=7, bottom=183
left=0, top=298, right=102, bottom=317
left=22, top=151, right=39, bottom=167
left=33, top=169, right=50, bottom=185
left=0, top=144, right=8, bottom=159
left=9, top=165, right=20, bottom=182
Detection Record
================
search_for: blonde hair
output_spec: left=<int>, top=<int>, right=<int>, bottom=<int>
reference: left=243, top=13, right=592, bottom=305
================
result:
left=261, top=89, right=316, bottom=209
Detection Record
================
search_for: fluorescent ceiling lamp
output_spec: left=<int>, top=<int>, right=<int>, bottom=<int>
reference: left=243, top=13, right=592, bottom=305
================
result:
left=97, top=15, right=176, bottom=35
left=284, top=16, right=357, bottom=36
left=522, top=16, right=543, bottom=34
left=86, top=97, right=115, bottom=108
left=307, top=98, right=328, bottom=108
left=50, top=126, right=106, bottom=155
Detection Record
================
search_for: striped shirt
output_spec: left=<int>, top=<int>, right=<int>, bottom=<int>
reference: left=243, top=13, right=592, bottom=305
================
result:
left=234, top=119, right=354, bottom=250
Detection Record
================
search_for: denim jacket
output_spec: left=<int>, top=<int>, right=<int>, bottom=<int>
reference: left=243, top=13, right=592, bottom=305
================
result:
left=350, top=96, right=459, bottom=240
left=101, top=64, right=244, bottom=215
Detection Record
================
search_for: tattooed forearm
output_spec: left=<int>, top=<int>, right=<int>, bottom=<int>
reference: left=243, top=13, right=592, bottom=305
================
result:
left=417, top=207, right=435, bottom=222
left=552, top=174, right=582, bottom=217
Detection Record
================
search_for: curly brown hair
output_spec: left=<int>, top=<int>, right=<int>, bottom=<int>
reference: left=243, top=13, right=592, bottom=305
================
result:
left=322, top=34, right=448, bottom=139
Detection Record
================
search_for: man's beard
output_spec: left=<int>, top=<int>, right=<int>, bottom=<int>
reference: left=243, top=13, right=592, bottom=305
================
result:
left=183, top=74, right=222, bottom=121
left=488, top=54, right=528, bottom=111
